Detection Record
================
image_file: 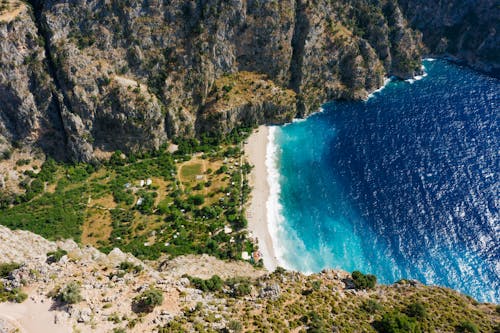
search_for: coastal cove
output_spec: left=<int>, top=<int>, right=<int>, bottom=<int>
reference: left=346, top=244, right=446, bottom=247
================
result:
left=246, top=60, right=500, bottom=303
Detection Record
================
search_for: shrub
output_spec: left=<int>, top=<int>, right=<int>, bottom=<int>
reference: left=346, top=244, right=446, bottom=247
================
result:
left=228, top=320, right=243, bottom=332
left=46, top=248, right=68, bottom=263
left=189, top=275, right=223, bottom=292
left=456, top=321, right=479, bottom=333
left=57, top=282, right=83, bottom=304
left=351, top=270, right=377, bottom=290
left=0, top=282, right=28, bottom=303
left=373, top=311, right=421, bottom=333
left=404, top=302, right=426, bottom=319
left=132, top=288, right=163, bottom=313
left=361, top=299, right=383, bottom=314
left=0, top=262, right=21, bottom=278
left=187, top=194, right=204, bottom=206
left=118, top=261, right=143, bottom=274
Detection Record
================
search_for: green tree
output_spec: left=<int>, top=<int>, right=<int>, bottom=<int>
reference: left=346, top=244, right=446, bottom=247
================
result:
left=132, top=288, right=163, bottom=313
left=374, top=311, right=421, bottom=333
left=352, top=270, right=377, bottom=290
left=404, top=302, right=426, bottom=319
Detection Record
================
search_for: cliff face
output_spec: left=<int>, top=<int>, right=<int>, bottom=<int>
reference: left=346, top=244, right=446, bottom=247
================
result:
left=1, top=0, right=489, bottom=161
left=399, top=0, right=500, bottom=75
left=0, top=3, right=67, bottom=159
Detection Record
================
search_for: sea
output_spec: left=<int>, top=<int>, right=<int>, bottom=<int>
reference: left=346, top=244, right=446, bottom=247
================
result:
left=267, top=59, right=500, bottom=303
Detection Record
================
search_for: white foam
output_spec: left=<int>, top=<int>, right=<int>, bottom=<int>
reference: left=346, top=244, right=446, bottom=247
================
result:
left=289, top=107, right=325, bottom=125
left=365, top=77, right=392, bottom=101
left=424, top=58, right=436, bottom=62
left=265, top=126, right=289, bottom=269
left=406, top=65, right=428, bottom=84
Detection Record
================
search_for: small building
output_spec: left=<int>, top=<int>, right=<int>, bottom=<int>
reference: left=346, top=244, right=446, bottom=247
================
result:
left=146, top=178, right=152, bottom=186
left=136, top=197, right=143, bottom=206
left=124, top=183, right=131, bottom=189
left=224, top=226, right=232, bottom=234
left=195, top=175, right=204, bottom=180
left=139, top=180, right=145, bottom=187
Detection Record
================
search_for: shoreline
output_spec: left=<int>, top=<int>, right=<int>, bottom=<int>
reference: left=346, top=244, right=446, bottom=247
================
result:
left=244, top=125, right=279, bottom=272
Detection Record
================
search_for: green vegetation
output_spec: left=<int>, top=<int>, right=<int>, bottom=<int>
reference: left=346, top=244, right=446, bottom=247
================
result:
left=373, top=311, right=421, bottom=333
left=0, top=128, right=257, bottom=262
left=187, top=275, right=223, bottom=293
left=118, top=261, right=143, bottom=274
left=0, top=263, right=27, bottom=303
left=0, top=282, right=27, bottom=303
left=352, top=270, right=377, bottom=290
left=55, top=282, right=83, bottom=304
left=46, top=248, right=68, bottom=263
left=161, top=271, right=498, bottom=332
left=0, top=262, right=21, bottom=278
left=404, top=302, right=426, bottom=319
left=132, top=288, right=163, bottom=313
left=456, top=321, right=479, bottom=333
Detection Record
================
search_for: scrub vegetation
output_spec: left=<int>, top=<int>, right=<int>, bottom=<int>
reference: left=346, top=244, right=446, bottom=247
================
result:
left=0, top=129, right=257, bottom=263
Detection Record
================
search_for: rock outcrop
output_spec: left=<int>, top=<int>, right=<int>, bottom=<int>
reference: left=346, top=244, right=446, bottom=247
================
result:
left=0, top=0, right=495, bottom=161
left=399, top=0, right=500, bottom=75
left=0, top=3, right=67, bottom=160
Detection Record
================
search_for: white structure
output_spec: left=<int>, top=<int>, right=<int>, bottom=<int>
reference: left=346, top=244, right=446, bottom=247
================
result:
left=241, top=252, right=251, bottom=260
left=136, top=197, right=143, bottom=206
left=139, top=180, right=145, bottom=187
left=146, top=178, right=152, bottom=186
left=224, top=226, right=232, bottom=234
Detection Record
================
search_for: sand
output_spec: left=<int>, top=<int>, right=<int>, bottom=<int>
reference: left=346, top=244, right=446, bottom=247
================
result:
left=0, top=296, right=71, bottom=333
left=244, top=126, right=279, bottom=271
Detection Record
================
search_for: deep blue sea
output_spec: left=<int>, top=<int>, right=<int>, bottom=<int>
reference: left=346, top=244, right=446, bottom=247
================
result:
left=268, top=59, right=499, bottom=303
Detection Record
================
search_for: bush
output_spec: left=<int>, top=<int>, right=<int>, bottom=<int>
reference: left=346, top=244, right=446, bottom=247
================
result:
left=0, top=282, right=28, bottom=303
left=361, top=299, right=383, bottom=314
left=456, top=321, right=479, bottom=333
left=404, top=302, right=426, bottom=319
left=373, top=311, right=421, bottom=333
left=187, top=194, right=205, bottom=206
left=0, top=262, right=21, bottom=278
left=228, top=320, right=243, bottom=332
left=351, top=270, right=377, bottom=290
left=132, top=288, right=163, bottom=313
left=46, top=248, right=67, bottom=263
left=118, top=261, right=143, bottom=274
left=189, top=275, right=223, bottom=292
left=57, top=282, right=83, bottom=304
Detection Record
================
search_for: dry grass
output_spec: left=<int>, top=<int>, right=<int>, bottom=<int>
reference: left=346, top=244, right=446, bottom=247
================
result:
left=205, top=71, right=296, bottom=114
left=0, top=0, right=25, bottom=23
left=81, top=208, right=113, bottom=246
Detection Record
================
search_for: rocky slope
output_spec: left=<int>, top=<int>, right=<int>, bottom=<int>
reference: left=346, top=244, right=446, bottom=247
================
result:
left=0, top=0, right=497, bottom=162
left=0, top=225, right=498, bottom=332
left=399, top=0, right=499, bottom=75
left=0, top=0, right=426, bottom=161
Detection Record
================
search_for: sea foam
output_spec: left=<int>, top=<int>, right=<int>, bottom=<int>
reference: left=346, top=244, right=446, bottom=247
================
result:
left=265, top=126, right=287, bottom=269
left=366, top=77, right=392, bottom=100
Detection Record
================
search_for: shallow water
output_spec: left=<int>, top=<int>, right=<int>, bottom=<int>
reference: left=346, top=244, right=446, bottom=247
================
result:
left=269, top=60, right=500, bottom=303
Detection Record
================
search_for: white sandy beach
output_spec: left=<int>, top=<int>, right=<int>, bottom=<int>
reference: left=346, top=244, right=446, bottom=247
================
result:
left=244, top=126, right=279, bottom=271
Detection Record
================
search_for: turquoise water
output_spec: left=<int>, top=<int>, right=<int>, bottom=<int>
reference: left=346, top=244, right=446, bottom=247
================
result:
left=269, top=60, right=499, bottom=303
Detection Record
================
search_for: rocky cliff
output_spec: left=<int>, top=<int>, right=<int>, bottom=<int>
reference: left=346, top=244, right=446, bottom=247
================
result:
left=0, top=0, right=495, bottom=161
left=399, top=0, right=499, bottom=76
